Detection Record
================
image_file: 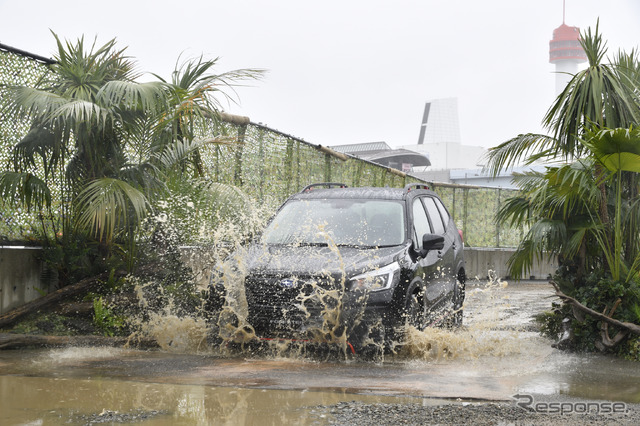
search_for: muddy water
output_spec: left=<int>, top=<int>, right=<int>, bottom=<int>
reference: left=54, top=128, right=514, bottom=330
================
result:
left=1, top=281, right=640, bottom=425
left=0, top=373, right=424, bottom=425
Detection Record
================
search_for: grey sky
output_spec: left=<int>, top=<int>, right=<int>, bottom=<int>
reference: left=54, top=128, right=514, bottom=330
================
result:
left=1, top=0, right=639, bottom=149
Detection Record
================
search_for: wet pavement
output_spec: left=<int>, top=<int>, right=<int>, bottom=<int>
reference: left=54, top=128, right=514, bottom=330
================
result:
left=1, top=280, right=640, bottom=425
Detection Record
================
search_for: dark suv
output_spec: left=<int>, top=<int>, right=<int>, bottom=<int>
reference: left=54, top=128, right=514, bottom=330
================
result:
left=208, top=183, right=465, bottom=350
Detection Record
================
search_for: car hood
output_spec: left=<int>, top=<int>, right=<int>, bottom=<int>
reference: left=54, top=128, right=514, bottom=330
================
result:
left=241, top=243, right=407, bottom=277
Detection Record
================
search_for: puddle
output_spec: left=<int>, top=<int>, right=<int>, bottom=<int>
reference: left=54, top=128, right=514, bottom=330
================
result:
left=2, top=281, right=639, bottom=425
left=0, top=374, right=425, bottom=425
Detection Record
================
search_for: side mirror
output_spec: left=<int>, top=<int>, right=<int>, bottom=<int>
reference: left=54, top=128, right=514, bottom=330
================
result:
left=422, top=234, right=444, bottom=252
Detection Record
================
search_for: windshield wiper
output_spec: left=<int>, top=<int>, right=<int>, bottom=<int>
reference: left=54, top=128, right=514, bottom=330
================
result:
left=335, top=243, right=399, bottom=249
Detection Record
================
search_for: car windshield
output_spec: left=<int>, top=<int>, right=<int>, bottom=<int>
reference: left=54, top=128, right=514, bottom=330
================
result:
left=261, top=199, right=405, bottom=247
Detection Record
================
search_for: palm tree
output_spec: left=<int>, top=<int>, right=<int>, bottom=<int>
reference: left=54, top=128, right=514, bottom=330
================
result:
left=485, top=24, right=640, bottom=284
left=0, top=33, right=261, bottom=282
left=497, top=160, right=602, bottom=281
left=1, top=34, right=167, bottom=278
left=486, top=24, right=640, bottom=174
left=582, top=126, right=640, bottom=282
left=146, top=56, right=263, bottom=246
left=154, top=55, right=262, bottom=176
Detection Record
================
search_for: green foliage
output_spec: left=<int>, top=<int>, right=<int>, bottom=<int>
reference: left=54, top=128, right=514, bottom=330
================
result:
left=485, top=23, right=640, bottom=359
left=1, top=34, right=262, bottom=282
left=623, top=337, right=640, bottom=362
left=486, top=23, right=640, bottom=283
left=38, top=232, right=126, bottom=288
left=535, top=302, right=565, bottom=340
left=541, top=271, right=640, bottom=356
left=581, top=126, right=640, bottom=282
left=574, top=275, right=640, bottom=323
left=5, top=312, right=73, bottom=335
left=39, top=234, right=99, bottom=287
left=92, top=297, right=125, bottom=337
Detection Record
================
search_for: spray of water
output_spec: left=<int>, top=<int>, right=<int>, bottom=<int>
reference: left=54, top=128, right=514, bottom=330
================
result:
left=117, top=200, right=532, bottom=363
left=396, top=274, right=543, bottom=363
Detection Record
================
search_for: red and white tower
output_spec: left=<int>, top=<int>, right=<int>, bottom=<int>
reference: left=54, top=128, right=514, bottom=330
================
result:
left=549, top=1, right=587, bottom=94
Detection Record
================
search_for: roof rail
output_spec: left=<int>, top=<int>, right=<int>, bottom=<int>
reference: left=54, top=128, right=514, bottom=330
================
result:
left=404, top=183, right=430, bottom=192
left=301, top=182, right=348, bottom=192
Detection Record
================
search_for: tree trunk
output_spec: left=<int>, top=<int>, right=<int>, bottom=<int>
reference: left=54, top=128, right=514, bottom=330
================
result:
left=551, top=281, right=640, bottom=336
left=0, top=272, right=113, bottom=329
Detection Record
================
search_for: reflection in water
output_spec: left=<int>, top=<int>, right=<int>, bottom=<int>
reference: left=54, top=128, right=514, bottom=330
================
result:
left=0, top=373, right=422, bottom=425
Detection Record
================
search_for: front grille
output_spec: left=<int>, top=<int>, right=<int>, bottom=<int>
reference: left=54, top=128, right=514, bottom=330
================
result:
left=244, top=273, right=343, bottom=334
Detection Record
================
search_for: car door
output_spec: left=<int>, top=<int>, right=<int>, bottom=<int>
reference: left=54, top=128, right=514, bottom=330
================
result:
left=421, top=196, right=456, bottom=303
left=411, top=197, right=448, bottom=308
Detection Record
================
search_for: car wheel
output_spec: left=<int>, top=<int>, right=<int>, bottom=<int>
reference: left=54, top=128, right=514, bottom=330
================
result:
left=404, top=291, right=425, bottom=330
left=449, top=272, right=465, bottom=328
left=451, top=306, right=463, bottom=327
left=204, top=283, right=225, bottom=322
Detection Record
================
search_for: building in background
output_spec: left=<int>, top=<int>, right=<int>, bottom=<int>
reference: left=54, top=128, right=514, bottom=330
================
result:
left=331, top=141, right=430, bottom=172
left=399, top=98, right=486, bottom=172
left=334, top=6, right=583, bottom=188
left=549, top=3, right=587, bottom=94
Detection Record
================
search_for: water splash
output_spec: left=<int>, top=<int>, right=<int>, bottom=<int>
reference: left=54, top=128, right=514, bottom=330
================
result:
left=123, top=202, right=536, bottom=364
left=137, top=313, right=209, bottom=353
left=396, top=275, right=545, bottom=363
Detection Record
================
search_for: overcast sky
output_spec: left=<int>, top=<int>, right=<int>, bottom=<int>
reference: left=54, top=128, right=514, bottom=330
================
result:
left=2, top=1, right=639, bottom=149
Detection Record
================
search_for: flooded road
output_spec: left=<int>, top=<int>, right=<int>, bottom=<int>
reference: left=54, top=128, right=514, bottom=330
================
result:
left=1, top=280, right=639, bottom=424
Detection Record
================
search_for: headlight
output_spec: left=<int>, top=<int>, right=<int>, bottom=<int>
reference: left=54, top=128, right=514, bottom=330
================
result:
left=350, top=262, right=400, bottom=292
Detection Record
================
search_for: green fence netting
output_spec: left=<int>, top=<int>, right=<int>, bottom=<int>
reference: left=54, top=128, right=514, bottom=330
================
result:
left=0, top=45, right=523, bottom=247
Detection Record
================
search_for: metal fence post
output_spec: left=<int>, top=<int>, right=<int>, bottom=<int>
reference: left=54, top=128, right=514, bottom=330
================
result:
left=496, top=188, right=501, bottom=247
left=324, top=154, right=331, bottom=182
left=463, top=188, right=469, bottom=246
left=233, top=124, right=246, bottom=186
left=284, top=138, right=294, bottom=194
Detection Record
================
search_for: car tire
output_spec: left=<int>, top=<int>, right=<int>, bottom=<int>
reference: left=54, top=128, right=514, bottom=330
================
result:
left=449, top=272, right=465, bottom=328
left=404, top=290, right=425, bottom=331
left=451, top=307, right=463, bottom=327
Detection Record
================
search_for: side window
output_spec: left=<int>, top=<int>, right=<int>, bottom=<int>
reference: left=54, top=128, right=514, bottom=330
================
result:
left=433, top=198, right=451, bottom=230
left=412, top=198, right=432, bottom=247
left=423, top=197, right=445, bottom=235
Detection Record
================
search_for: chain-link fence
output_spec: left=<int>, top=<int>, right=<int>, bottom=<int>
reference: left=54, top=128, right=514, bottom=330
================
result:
left=0, top=44, right=522, bottom=248
left=201, top=120, right=523, bottom=247
left=0, top=44, right=55, bottom=242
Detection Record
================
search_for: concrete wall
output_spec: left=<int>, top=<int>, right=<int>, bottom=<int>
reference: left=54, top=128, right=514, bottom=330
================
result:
left=0, top=246, right=50, bottom=315
left=0, top=246, right=556, bottom=314
left=463, top=247, right=556, bottom=281
left=179, top=246, right=556, bottom=284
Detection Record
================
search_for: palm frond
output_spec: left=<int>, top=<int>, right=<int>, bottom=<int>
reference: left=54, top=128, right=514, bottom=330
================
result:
left=51, top=32, right=139, bottom=97
left=582, top=126, right=640, bottom=173
left=75, top=178, right=149, bottom=242
left=118, top=162, right=166, bottom=198
left=0, top=171, right=52, bottom=211
left=97, top=80, right=169, bottom=113
left=154, top=138, right=207, bottom=170
left=495, top=195, right=531, bottom=228
left=543, top=161, right=601, bottom=218
left=483, top=133, right=557, bottom=177
left=544, top=23, right=640, bottom=157
left=48, top=99, right=107, bottom=129
left=506, top=219, right=567, bottom=279
left=201, top=181, right=252, bottom=221
left=12, top=126, right=64, bottom=176
left=5, top=86, right=67, bottom=119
